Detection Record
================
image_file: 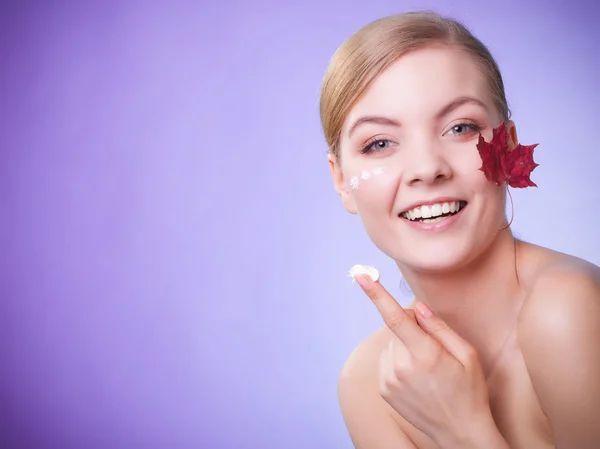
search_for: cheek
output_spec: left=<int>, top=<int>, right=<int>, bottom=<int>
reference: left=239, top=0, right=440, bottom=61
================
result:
left=464, top=166, right=506, bottom=218
left=453, top=143, right=485, bottom=172
left=449, top=144, right=490, bottom=189
left=347, top=167, right=397, bottom=214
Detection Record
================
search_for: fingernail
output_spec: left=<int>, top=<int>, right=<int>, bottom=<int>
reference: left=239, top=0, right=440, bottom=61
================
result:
left=416, top=302, right=433, bottom=318
left=355, top=274, right=373, bottom=289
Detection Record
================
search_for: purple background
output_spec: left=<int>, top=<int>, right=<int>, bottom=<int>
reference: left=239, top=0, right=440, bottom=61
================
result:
left=1, top=1, right=598, bottom=448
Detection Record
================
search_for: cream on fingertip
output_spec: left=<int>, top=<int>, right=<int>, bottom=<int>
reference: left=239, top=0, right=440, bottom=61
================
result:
left=348, top=264, right=380, bottom=283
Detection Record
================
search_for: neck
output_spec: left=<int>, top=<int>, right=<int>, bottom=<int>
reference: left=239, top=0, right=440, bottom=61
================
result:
left=399, top=230, right=525, bottom=374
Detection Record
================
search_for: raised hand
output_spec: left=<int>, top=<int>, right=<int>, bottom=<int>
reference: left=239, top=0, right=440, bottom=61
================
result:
left=354, top=274, right=495, bottom=447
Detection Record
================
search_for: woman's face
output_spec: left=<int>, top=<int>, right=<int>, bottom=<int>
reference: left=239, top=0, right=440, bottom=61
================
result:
left=330, top=45, right=516, bottom=273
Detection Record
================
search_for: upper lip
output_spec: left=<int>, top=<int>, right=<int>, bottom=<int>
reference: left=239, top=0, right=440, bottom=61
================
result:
left=400, top=197, right=467, bottom=214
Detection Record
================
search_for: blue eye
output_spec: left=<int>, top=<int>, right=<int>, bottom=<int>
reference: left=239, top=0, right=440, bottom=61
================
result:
left=360, top=139, right=394, bottom=154
left=446, top=123, right=482, bottom=136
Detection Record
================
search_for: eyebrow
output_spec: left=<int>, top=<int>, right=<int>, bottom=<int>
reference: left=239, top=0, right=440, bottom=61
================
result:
left=347, top=96, right=488, bottom=138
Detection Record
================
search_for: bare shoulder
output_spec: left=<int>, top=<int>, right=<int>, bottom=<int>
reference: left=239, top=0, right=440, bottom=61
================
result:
left=339, top=325, right=391, bottom=383
left=517, top=243, right=600, bottom=329
left=338, top=320, right=418, bottom=449
left=516, top=243, right=600, bottom=447
left=517, top=242, right=600, bottom=343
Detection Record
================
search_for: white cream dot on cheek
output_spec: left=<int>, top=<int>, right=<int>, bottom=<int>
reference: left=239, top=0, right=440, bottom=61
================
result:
left=348, top=167, right=384, bottom=192
left=350, top=166, right=398, bottom=220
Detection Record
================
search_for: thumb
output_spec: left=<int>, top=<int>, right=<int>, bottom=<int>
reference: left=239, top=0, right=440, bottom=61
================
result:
left=415, top=302, right=476, bottom=366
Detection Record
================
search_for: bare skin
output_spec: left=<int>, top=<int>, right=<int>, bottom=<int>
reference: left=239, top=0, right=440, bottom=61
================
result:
left=328, top=46, right=600, bottom=448
left=338, top=239, right=600, bottom=448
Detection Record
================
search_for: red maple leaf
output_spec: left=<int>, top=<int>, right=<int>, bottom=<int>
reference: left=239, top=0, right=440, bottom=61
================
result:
left=476, top=123, right=539, bottom=188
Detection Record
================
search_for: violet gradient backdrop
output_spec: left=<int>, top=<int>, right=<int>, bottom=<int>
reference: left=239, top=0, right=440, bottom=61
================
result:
left=1, top=0, right=599, bottom=448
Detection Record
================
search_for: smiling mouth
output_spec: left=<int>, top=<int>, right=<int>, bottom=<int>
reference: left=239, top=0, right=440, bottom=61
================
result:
left=400, top=200, right=468, bottom=223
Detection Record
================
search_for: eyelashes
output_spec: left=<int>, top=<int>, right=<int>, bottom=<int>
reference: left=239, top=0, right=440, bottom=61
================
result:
left=360, top=137, right=396, bottom=154
left=359, top=122, right=483, bottom=155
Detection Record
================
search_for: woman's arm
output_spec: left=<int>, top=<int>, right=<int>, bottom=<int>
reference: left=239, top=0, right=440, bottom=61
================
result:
left=518, top=266, right=600, bottom=449
left=338, top=329, right=418, bottom=449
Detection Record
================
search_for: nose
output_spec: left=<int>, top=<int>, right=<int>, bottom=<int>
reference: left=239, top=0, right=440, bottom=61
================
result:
left=402, top=140, right=452, bottom=186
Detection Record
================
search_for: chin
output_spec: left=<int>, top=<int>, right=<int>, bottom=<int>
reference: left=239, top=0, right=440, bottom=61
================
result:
left=400, top=252, right=474, bottom=274
left=372, top=231, right=489, bottom=275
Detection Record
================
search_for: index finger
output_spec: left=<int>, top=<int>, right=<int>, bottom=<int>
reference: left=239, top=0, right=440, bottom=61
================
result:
left=355, top=274, right=427, bottom=348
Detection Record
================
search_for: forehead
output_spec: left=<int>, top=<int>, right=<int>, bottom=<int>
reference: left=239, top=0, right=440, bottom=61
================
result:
left=342, top=46, right=491, bottom=131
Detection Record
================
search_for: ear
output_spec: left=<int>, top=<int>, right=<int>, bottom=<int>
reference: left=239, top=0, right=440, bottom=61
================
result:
left=328, top=153, right=358, bottom=215
left=506, top=120, right=519, bottom=149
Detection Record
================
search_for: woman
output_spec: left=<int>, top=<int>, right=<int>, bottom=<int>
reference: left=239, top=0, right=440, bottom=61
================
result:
left=320, top=11, right=600, bottom=449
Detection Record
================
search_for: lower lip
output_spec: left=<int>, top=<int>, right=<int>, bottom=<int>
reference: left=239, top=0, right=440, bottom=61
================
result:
left=400, top=206, right=467, bottom=232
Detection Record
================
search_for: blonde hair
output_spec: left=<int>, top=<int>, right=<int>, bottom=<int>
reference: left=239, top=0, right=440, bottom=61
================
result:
left=319, top=11, right=511, bottom=159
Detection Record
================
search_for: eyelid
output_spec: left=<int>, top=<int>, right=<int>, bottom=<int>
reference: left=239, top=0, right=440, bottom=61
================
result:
left=360, top=134, right=396, bottom=146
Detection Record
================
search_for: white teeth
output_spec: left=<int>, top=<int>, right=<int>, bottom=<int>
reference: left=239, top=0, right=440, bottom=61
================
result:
left=421, top=217, right=444, bottom=224
left=402, top=201, right=464, bottom=221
